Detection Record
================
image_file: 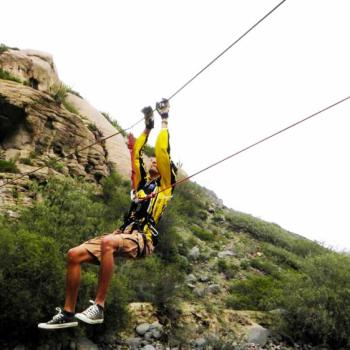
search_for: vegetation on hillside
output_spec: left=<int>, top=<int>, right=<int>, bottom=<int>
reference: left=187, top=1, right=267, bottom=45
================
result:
left=0, top=174, right=349, bottom=349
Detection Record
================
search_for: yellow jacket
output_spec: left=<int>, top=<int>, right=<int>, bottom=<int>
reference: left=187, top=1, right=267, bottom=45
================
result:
left=125, top=128, right=176, bottom=242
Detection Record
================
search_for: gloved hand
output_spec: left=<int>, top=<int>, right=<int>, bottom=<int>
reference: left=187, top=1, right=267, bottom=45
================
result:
left=141, top=106, right=154, bottom=129
left=156, top=98, right=170, bottom=119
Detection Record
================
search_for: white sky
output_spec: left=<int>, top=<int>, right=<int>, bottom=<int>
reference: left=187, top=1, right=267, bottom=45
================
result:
left=2, top=0, right=350, bottom=251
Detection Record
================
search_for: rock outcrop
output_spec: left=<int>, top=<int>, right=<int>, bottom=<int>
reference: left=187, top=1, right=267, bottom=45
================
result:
left=0, top=80, right=110, bottom=209
left=0, top=49, right=60, bottom=92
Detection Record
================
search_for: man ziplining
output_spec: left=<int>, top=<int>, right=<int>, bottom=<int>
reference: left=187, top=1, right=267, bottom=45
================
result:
left=38, top=99, right=177, bottom=329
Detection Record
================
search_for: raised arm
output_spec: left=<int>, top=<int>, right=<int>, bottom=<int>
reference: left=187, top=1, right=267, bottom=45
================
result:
left=131, top=106, right=154, bottom=191
left=155, top=99, right=177, bottom=193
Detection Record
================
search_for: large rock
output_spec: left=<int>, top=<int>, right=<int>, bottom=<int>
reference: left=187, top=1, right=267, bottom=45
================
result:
left=0, top=49, right=60, bottom=92
left=66, top=93, right=130, bottom=178
left=246, top=324, right=270, bottom=346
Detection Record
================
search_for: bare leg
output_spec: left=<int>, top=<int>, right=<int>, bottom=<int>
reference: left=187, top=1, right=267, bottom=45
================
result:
left=64, top=246, right=95, bottom=313
left=95, top=234, right=123, bottom=307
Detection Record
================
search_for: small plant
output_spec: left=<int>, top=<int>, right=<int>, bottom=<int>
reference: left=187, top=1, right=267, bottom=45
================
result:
left=45, top=158, right=64, bottom=172
left=19, top=157, right=33, bottom=166
left=62, top=100, right=78, bottom=114
left=0, top=43, right=9, bottom=54
left=0, top=68, right=22, bottom=83
left=0, top=159, right=19, bottom=173
left=88, top=123, right=98, bottom=132
left=50, top=83, right=68, bottom=104
left=66, top=86, right=82, bottom=98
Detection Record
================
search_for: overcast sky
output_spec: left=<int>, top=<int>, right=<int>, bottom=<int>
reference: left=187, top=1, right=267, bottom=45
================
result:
left=2, top=0, right=350, bottom=251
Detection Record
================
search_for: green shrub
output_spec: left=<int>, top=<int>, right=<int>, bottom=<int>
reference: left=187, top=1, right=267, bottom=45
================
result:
left=217, top=258, right=239, bottom=279
left=191, top=225, right=214, bottom=241
left=18, top=177, right=108, bottom=252
left=249, top=257, right=281, bottom=278
left=261, top=243, right=301, bottom=270
left=0, top=158, right=18, bottom=173
left=169, top=181, right=207, bottom=225
left=226, top=275, right=283, bottom=311
left=120, top=255, right=185, bottom=315
left=0, top=68, right=22, bottom=83
left=278, top=253, right=350, bottom=348
left=51, top=83, right=68, bottom=104
left=0, top=43, right=19, bottom=54
left=0, top=43, right=9, bottom=54
left=0, top=227, right=65, bottom=341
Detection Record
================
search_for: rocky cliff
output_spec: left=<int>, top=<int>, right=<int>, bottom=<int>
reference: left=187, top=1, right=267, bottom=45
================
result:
left=0, top=48, right=131, bottom=212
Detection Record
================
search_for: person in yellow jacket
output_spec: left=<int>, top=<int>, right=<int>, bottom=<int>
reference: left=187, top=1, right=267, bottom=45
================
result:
left=38, top=99, right=177, bottom=329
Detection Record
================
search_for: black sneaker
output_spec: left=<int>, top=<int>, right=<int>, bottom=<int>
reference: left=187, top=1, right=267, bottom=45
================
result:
left=75, top=300, right=104, bottom=324
left=38, top=307, right=78, bottom=330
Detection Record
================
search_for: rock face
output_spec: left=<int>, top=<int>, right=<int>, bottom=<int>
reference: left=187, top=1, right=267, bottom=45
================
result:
left=0, top=47, right=137, bottom=211
left=66, top=93, right=131, bottom=178
left=0, top=80, right=111, bottom=209
left=0, top=49, right=60, bottom=92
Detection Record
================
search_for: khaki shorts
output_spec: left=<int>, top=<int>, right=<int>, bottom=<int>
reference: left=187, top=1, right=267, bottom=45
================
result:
left=81, top=229, right=154, bottom=263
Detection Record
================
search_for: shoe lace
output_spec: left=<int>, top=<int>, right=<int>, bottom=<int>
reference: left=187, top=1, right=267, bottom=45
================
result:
left=52, top=307, right=64, bottom=322
left=83, top=300, right=100, bottom=318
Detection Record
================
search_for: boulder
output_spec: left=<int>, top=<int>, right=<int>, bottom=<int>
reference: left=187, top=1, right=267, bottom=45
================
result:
left=218, top=250, right=235, bottom=258
left=246, top=325, right=270, bottom=346
left=136, top=323, right=151, bottom=336
left=189, top=246, right=200, bottom=260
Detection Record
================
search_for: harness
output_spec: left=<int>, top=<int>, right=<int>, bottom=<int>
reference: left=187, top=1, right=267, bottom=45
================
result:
left=120, top=179, right=160, bottom=256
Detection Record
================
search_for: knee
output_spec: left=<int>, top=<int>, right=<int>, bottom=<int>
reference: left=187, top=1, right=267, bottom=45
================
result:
left=67, top=247, right=82, bottom=264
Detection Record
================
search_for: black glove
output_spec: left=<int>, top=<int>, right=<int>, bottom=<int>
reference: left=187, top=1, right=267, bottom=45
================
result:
left=156, top=98, right=170, bottom=119
left=141, top=106, right=154, bottom=129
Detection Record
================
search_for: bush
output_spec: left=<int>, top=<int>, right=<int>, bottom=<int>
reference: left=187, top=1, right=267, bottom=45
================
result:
left=217, top=258, right=239, bottom=279
left=169, top=181, right=207, bottom=225
left=120, top=255, right=185, bottom=315
left=191, top=225, right=214, bottom=241
left=50, top=83, right=68, bottom=104
left=18, top=177, right=108, bottom=252
left=0, top=43, right=9, bottom=54
left=278, top=253, right=350, bottom=348
left=249, top=257, right=281, bottom=278
left=0, top=226, right=65, bottom=341
left=226, top=275, right=283, bottom=311
left=261, top=243, right=301, bottom=270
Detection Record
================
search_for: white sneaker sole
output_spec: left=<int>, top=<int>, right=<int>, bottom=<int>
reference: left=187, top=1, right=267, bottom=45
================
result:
left=38, top=321, right=78, bottom=329
left=75, top=313, right=103, bottom=325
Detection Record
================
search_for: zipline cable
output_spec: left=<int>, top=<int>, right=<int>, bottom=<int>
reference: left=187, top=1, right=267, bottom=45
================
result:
left=0, top=0, right=287, bottom=188
left=156, top=95, right=350, bottom=194
left=167, top=0, right=287, bottom=101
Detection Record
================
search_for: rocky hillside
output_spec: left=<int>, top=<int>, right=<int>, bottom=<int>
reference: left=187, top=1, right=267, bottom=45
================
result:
left=1, top=45, right=350, bottom=350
